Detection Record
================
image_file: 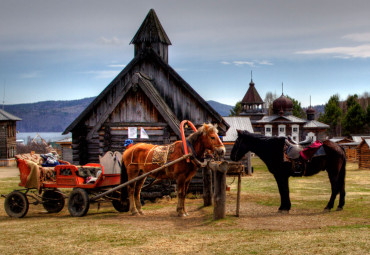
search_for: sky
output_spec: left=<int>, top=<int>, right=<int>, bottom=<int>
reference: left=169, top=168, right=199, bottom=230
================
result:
left=0, top=0, right=369, bottom=108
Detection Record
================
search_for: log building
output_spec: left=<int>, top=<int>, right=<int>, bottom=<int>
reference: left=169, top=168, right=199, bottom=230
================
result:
left=63, top=9, right=229, bottom=165
left=0, top=109, right=21, bottom=166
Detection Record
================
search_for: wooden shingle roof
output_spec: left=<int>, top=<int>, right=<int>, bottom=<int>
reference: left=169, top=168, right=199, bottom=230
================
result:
left=241, top=80, right=264, bottom=104
left=130, top=9, right=171, bottom=45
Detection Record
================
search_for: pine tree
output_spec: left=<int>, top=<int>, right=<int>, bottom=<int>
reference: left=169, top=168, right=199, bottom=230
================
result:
left=229, top=101, right=242, bottom=116
left=319, top=94, right=343, bottom=137
left=342, top=95, right=366, bottom=135
left=287, top=96, right=305, bottom=118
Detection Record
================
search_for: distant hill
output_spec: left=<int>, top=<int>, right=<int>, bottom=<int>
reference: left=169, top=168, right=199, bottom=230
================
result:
left=4, top=98, right=233, bottom=132
left=4, top=97, right=95, bottom=132
left=207, top=100, right=233, bottom=117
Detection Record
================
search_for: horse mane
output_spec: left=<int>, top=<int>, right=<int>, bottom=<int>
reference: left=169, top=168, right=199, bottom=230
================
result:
left=240, top=131, right=286, bottom=166
left=241, top=131, right=283, bottom=145
left=187, top=123, right=218, bottom=144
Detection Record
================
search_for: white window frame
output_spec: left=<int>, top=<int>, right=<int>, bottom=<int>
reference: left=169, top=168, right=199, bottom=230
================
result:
left=292, top=124, right=299, bottom=142
left=307, top=132, right=316, bottom=141
left=278, top=124, right=286, bottom=137
left=265, top=125, right=272, bottom=137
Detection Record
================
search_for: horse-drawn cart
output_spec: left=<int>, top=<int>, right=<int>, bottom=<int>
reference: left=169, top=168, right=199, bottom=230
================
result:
left=3, top=120, right=231, bottom=218
left=2, top=155, right=128, bottom=218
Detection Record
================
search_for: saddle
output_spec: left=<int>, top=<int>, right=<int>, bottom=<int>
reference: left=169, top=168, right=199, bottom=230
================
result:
left=284, top=137, right=325, bottom=176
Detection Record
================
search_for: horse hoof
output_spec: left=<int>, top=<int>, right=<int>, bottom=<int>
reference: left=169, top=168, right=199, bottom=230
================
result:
left=178, top=213, right=187, bottom=217
left=336, top=207, right=343, bottom=211
left=278, top=209, right=289, bottom=214
left=131, top=211, right=139, bottom=216
left=323, top=208, right=331, bottom=213
left=139, top=211, right=144, bottom=215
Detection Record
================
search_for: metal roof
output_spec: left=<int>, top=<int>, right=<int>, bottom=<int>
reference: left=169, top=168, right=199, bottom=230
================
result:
left=0, top=109, right=21, bottom=121
left=303, top=120, right=330, bottom=129
left=352, top=136, right=370, bottom=143
left=365, top=139, right=370, bottom=147
left=256, top=114, right=306, bottom=124
left=222, top=117, right=253, bottom=142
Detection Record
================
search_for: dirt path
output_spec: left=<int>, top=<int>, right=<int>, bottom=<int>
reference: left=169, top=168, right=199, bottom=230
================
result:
left=0, top=166, right=19, bottom=179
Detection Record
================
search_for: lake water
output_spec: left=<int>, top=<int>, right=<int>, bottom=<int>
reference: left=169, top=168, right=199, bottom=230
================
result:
left=17, top=132, right=72, bottom=143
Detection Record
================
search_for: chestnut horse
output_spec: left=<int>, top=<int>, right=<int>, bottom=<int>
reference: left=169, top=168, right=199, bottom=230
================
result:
left=121, top=123, right=225, bottom=217
left=230, top=130, right=346, bottom=212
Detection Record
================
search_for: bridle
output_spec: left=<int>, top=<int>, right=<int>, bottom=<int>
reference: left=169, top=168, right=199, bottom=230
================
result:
left=232, top=136, right=244, bottom=160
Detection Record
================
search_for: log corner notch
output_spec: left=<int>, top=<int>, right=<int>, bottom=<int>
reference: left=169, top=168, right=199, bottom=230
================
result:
left=206, top=161, right=229, bottom=220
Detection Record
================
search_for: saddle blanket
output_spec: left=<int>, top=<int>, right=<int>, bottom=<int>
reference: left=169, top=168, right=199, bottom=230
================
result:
left=151, top=144, right=176, bottom=166
left=300, top=141, right=324, bottom=161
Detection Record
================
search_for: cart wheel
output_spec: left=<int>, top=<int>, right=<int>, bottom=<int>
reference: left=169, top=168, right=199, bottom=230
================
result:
left=112, top=198, right=130, bottom=212
left=111, top=191, right=129, bottom=212
left=68, top=188, right=90, bottom=217
left=42, top=189, right=65, bottom=213
left=4, top=191, right=29, bottom=218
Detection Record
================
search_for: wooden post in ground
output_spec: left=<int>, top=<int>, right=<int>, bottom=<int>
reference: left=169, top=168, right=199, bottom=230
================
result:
left=207, top=161, right=228, bottom=220
left=236, top=171, right=242, bottom=217
left=247, top=152, right=252, bottom=175
left=202, top=167, right=213, bottom=206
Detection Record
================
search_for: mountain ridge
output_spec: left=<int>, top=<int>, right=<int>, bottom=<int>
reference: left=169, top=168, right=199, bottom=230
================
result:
left=4, top=98, right=324, bottom=132
left=3, top=97, right=234, bottom=132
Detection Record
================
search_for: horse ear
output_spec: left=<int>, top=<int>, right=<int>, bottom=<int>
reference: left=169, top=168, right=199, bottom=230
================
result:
left=236, top=129, right=243, bottom=135
left=202, top=123, right=209, bottom=134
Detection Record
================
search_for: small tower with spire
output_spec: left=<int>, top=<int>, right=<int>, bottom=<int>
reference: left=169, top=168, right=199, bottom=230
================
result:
left=239, top=71, right=265, bottom=121
left=130, top=9, right=172, bottom=63
left=306, top=96, right=316, bottom=120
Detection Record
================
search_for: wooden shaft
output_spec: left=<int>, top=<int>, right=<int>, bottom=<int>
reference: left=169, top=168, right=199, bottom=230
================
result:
left=90, top=154, right=192, bottom=201
left=236, top=174, right=241, bottom=217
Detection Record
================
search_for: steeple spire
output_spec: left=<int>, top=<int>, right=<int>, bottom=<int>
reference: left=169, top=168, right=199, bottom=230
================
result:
left=130, top=9, right=171, bottom=63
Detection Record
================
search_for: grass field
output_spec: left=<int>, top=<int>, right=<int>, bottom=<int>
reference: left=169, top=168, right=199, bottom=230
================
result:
left=0, top=158, right=369, bottom=255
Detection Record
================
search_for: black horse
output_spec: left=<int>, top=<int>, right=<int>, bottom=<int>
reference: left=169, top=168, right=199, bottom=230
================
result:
left=230, top=130, right=346, bottom=212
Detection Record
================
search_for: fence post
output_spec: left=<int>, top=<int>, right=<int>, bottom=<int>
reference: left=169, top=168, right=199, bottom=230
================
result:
left=202, top=167, right=213, bottom=206
left=207, top=161, right=228, bottom=220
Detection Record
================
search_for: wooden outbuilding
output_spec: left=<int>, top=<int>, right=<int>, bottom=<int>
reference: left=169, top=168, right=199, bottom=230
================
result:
left=55, top=138, right=72, bottom=163
left=63, top=9, right=229, bottom=164
left=358, top=138, right=370, bottom=169
left=0, top=109, right=21, bottom=166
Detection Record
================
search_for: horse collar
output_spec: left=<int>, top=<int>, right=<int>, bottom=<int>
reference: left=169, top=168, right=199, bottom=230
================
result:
left=184, top=139, right=198, bottom=159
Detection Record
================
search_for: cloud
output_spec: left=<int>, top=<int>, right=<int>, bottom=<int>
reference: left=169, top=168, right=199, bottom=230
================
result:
left=81, top=70, right=120, bottom=79
left=98, top=37, right=125, bottom=45
left=342, top=33, right=370, bottom=43
left=233, top=61, right=255, bottom=67
left=258, top=60, right=273, bottom=66
left=220, top=60, right=273, bottom=67
left=296, top=44, right=370, bottom=58
left=20, top=71, right=41, bottom=79
left=108, top=64, right=126, bottom=68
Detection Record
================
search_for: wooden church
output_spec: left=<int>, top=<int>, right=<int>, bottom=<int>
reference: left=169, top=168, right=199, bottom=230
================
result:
left=63, top=9, right=229, bottom=164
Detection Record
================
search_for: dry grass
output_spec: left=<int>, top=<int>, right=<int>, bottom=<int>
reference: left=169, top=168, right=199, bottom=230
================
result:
left=0, top=158, right=369, bottom=255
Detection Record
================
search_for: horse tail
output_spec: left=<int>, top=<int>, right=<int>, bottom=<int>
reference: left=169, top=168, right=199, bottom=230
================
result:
left=120, top=160, right=128, bottom=202
left=338, top=149, right=346, bottom=187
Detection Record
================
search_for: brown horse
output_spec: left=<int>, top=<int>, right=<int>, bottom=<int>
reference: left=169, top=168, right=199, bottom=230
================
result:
left=121, top=123, right=225, bottom=217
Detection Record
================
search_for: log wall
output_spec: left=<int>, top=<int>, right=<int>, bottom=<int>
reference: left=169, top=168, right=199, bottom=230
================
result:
left=358, top=143, right=370, bottom=169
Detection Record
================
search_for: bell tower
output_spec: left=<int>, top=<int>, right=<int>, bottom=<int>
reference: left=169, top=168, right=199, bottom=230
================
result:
left=130, top=9, right=172, bottom=63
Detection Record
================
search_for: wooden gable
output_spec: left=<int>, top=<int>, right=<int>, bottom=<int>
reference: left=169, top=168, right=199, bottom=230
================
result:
left=63, top=10, right=229, bottom=164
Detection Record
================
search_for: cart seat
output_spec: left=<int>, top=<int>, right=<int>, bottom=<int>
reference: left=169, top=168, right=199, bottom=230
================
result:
left=99, top=151, right=122, bottom=174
